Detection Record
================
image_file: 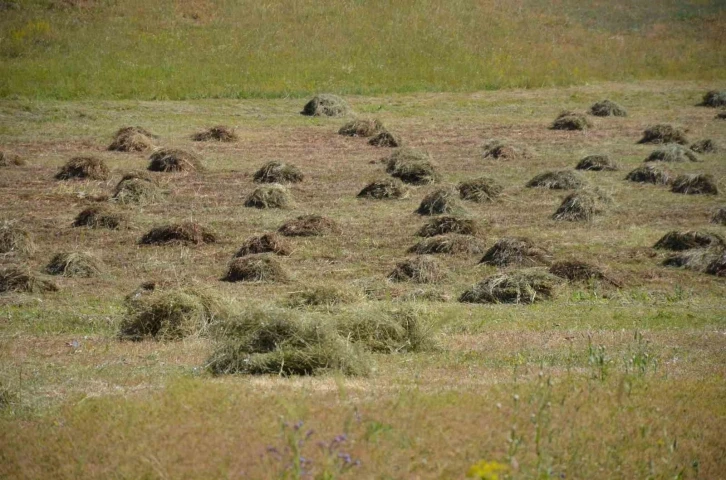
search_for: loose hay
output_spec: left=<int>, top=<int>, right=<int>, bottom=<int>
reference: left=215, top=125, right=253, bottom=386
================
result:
left=625, top=164, right=674, bottom=185
left=112, top=173, right=163, bottom=204
left=482, top=139, right=528, bottom=160
left=645, top=145, right=699, bottom=163
left=549, top=260, right=620, bottom=286
left=301, top=94, right=351, bottom=117
left=663, top=248, right=724, bottom=275
left=671, top=174, right=719, bottom=195
left=700, top=90, right=726, bottom=108
left=191, top=125, right=238, bottom=142
left=244, top=184, right=293, bottom=209
left=705, top=251, right=726, bottom=276
left=416, top=188, right=462, bottom=215
left=235, top=233, right=291, bottom=257
left=690, top=139, right=719, bottom=154
left=278, top=215, right=340, bottom=237
left=286, top=285, right=361, bottom=308
left=552, top=191, right=601, bottom=222
left=108, top=126, right=156, bottom=152
left=368, top=130, right=403, bottom=147
left=45, top=251, right=103, bottom=277
left=0, top=266, right=58, bottom=294
left=148, top=148, right=202, bottom=173
left=459, top=268, right=562, bottom=304
left=589, top=100, right=627, bottom=117
left=717, top=111, right=726, bottom=120
left=408, top=234, right=484, bottom=255
left=253, top=161, right=304, bottom=184
left=712, top=207, right=726, bottom=226
left=55, top=156, right=109, bottom=180
left=224, top=254, right=288, bottom=283
left=575, top=155, right=618, bottom=171
left=338, top=118, right=383, bottom=137
left=140, top=222, right=217, bottom=245
left=385, top=148, right=439, bottom=185
left=337, top=305, right=436, bottom=353
left=0, top=221, right=35, bottom=256
left=638, top=124, right=688, bottom=144
left=0, top=151, right=25, bottom=167
left=73, top=206, right=126, bottom=229
left=653, top=231, right=725, bottom=251
left=416, top=216, right=478, bottom=237
left=389, top=256, right=445, bottom=283
left=458, top=177, right=503, bottom=202
left=479, top=237, right=551, bottom=267
left=357, top=178, right=409, bottom=199
left=551, top=111, right=592, bottom=130
left=526, top=170, right=585, bottom=190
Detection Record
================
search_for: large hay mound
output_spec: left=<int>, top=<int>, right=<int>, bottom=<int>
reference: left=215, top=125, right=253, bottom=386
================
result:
left=625, top=164, right=674, bottom=185
left=287, top=285, right=360, bottom=309
left=645, top=145, right=699, bottom=163
left=73, top=206, right=126, bottom=229
left=551, top=111, right=592, bottom=130
left=357, top=178, right=409, bottom=199
left=701, top=90, right=726, bottom=108
left=140, top=222, right=217, bottom=245
left=549, top=260, right=621, bottom=286
left=663, top=248, right=724, bottom=275
left=416, top=188, right=462, bottom=215
left=385, top=148, right=439, bottom=185
left=0, top=266, right=58, bottom=294
left=235, top=233, right=291, bottom=257
left=0, top=221, right=35, bottom=256
left=408, top=234, right=484, bottom=255
left=712, top=207, right=726, bottom=226
left=55, top=156, right=109, bottom=180
left=671, top=174, right=719, bottom=195
left=482, top=139, right=529, bottom=160
left=389, top=255, right=445, bottom=283
left=552, top=191, right=601, bottom=222
left=223, top=254, right=288, bottom=282
left=653, top=230, right=725, bottom=251
left=459, top=268, right=562, bottom=304
left=45, top=251, right=103, bottom=277
left=368, top=130, right=403, bottom=147
left=301, top=94, right=350, bottom=117
left=526, top=170, right=585, bottom=190
left=108, top=126, right=156, bottom=152
left=0, top=151, right=25, bottom=167
left=191, top=125, right=237, bottom=142
left=112, top=173, right=163, bottom=204
left=589, top=100, right=627, bottom=117
left=479, top=237, right=551, bottom=267
left=337, top=305, right=436, bottom=353
left=416, top=216, right=478, bottom=237
left=148, top=148, right=202, bottom=173
left=575, top=155, right=618, bottom=171
left=253, top=161, right=304, bottom=184
left=690, top=139, right=719, bottom=154
left=338, top=118, right=383, bottom=137
left=278, top=215, right=340, bottom=237
left=244, top=184, right=293, bottom=209
left=458, top=177, right=503, bottom=202
left=638, top=124, right=688, bottom=144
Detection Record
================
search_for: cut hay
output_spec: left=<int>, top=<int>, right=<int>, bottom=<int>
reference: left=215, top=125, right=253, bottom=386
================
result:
left=690, top=139, right=719, bottom=154
left=55, top=156, right=109, bottom=181
left=191, top=125, right=237, bottom=142
left=148, top=148, right=202, bottom=173
left=589, top=100, right=627, bottom=117
left=705, top=251, right=726, bottom=277
left=235, top=233, right=291, bottom=257
left=479, top=237, right=551, bottom=267
left=551, top=111, right=592, bottom=131
left=108, top=126, right=156, bottom=152
left=368, top=130, right=403, bottom=147
left=717, top=111, right=726, bottom=120
left=638, top=124, right=688, bottom=144
left=575, top=155, right=618, bottom=171
left=398, top=289, right=451, bottom=303
left=625, top=164, right=674, bottom=185
left=416, top=188, right=462, bottom=215
left=286, top=285, right=361, bottom=308
left=0, top=266, right=58, bottom=294
left=671, top=174, right=719, bottom=195
left=388, top=256, right=445, bottom=283
left=252, top=161, right=304, bottom=184
left=301, top=94, right=351, bottom=117
left=337, top=305, right=436, bottom=353
left=526, top=170, right=585, bottom=190
left=552, top=191, right=602, bottom=222
left=712, top=207, right=726, bottom=226
left=278, top=215, right=340, bottom=237
left=385, top=148, right=439, bottom=185
left=482, top=139, right=528, bottom=160
left=140, top=222, right=217, bottom=245
left=112, top=173, right=163, bottom=204
left=357, top=178, right=409, bottom=199
left=700, top=90, right=726, bottom=108
left=338, top=118, right=383, bottom=137
left=408, top=234, right=484, bottom=255
left=459, top=268, right=562, bottom=304
left=0, top=151, right=25, bottom=167
left=458, top=177, right=503, bottom=202
left=662, top=248, right=724, bottom=274
left=244, top=184, right=293, bottom=209
left=653, top=231, right=724, bottom=251
left=0, top=221, right=35, bottom=256
left=549, top=260, right=621, bottom=286
left=73, top=206, right=126, bottom=229
left=45, top=251, right=103, bottom=277
left=223, top=254, right=288, bottom=282
left=645, top=145, right=699, bottom=163
left=416, top=216, right=478, bottom=237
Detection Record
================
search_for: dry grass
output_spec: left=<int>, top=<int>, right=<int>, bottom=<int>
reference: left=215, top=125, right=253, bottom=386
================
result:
left=385, top=148, right=439, bottom=185
left=44, top=251, right=103, bottom=277
left=526, top=170, right=585, bottom=190
left=645, top=145, right=699, bottom=163
left=416, top=188, right=462, bottom=215
left=712, top=206, right=726, bottom=226
left=235, top=233, right=291, bottom=257
left=223, top=254, right=288, bottom=283
left=638, top=124, right=688, bottom=144
left=300, top=94, right=350, bottom=117
left=191, top=125, right=237, bottom=142
left=108, top=126, right=156, bottom=152
left=368, top=130, right=403, bottom=147
left=663, top=247, right=725, bottom=276
left=575, top=155, right=618, bottom=171
left=338, top=118, right=383, bottom=137
left=148, top=148, right=202, bottom=173
left=55, top=156, right=109, bottom=180
left=459, top=268, right=563, bottom=304
left=700, top=90, right=726, bottom=108
left=357, top=178, right=409, bottom=199
left=244, top=184, right=294, bottom=209
left=482, top=139, right=529, bottom=160
left=552, top=191, right=602, bottom=222
left=671, top=174, right=719, bottom=195
left=624, top=164, right=674, bottom=185
left=278, top=215, right=339, bottom=237
left=589, top=99, right=627, bottom=117
left=0, top=151, right=25, bottom=167
left=690, top=139, right=719, bottom=154
left=408, top=234, right=484, bottom=255
left=653, top=230, right=724, bottom=251
left=336, top=305, right=436, bottom=353
left=551, top=111, right=592, bottom=130
left=140, top=222, right=217, bottom=245
left=286, top=285, right=361, bottom=308
left=0, top=221, right=35, bottom=256
left=112, top=173, right=163, bottom=204
left=549, top=260, right=621, bottom=286
left=388, top=255, right=445, bottom=283
left=479, top=237, right=551, bottom=267
left=73, top=206, right=126, bottom=229
left=416, top=216, right=478, bottom=237
left=253, top=161, right=304, bottom=184
left=0, top=265, right=58, bottom=294
left=457, top=177, right=503, bottom=203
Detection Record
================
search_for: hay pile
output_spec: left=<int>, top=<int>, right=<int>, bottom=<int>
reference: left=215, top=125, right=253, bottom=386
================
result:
left=140, top=222, right=217, bottom=245
left=482, top=139, right=528, bottom=160
left=712, top=207, right=726, bottom=226
left=0, top=266, right=58, bottom=294
left=479, top=237, right=551, bottom=267
left=654, top=231, right=724, bottom=251
left=671, top=174, right=719, bottom=195
left=416, top=216, right=478, bottom=237
left=408, top=234, right=484, bottom=255
left=638, top=124, right=688, bottom=144
left=705, top=251, right=726, bottom=276
left=192, top=125, right=237, bottom=142
left=663, top=248, right=725, bottom=276
left=55, top=157, right=109, bottom=180
left=45, top=251, right=103, bottom=277
left=223, top=254, right=288, bottom=282
left=108, top=126, right=156, bottom=152
left=551, top=111, right=592, bottom=130
left=73, top=206, right=126, bottom=229
left=645, top=145, right=699, bottom=163
left=717, top=111, right=726, bottom=120
left=385, top=148, right=439, bottom=185
left=244, top=184, right=293, bottom=209
left=368, top=130, right=403, bottom=147
left=549, top=260, right=620, bottom=286
left=112, top=172, right=163, bottom=204
left=589, top=100, right=627, bottom=117
left=575, top=155, right=618, bottom=171
left=526, top=170, right=585, bottom=190
left=625, top=164, right=674, bottom=185
left=301, top=94, right=351, bottom=117
left=357, top=178, right=409, bottom=199
left=389, top=256, right=445, bottom=283
left=0, top=221, right=35, bottom=256
left=338, top=118, right=384, bottom=137
left=148, top=148, right=202, bottom=173
left=690, top=139, right=719, bottom=154
left=0, top=151, right=25, bottom=167
left=552, top=191, right=603, bottom=222
left=287, top=286, right=360, bottom=309
left=459, top=269, right=562, bottom=304
left=235, top=233, right=291, bottom=257
left=416, top=188, right=462, bottom=215
left=701, top=90, right=726, bottom=107
left=278, top=215, right=340, bottom=237
left=337, top=305, right=436, bottom=353
left=458, top=177, right=503, bottom=202
left=253, top=161, right=304, bottom=184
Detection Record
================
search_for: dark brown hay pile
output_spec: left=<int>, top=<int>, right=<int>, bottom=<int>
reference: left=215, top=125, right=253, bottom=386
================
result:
left=459, top=269, right=562, bottom=304
left=662, top=248, right=724, bottom=275
left=244, top=184, right=293, bottom=209
left=0, top=151, right=25, bottom=167
left=337, top=305, right=436, bottom=353
left=645, top=145, right=699, bottom=163
left=700, top=90, right=726, bottom=108
left=0, top=221, right=35, bottom=256
left=690, top=139, right=719, bottom=154
left=625, top=164, right=674, bottom=185
left=408, top=234, right=484, bottom=255
left=549, top=260, right=621, bottom=286
left=589, top=100, right=627, bottom=117
left=385, top=148, right=439, bottom=185
left=458, top=177, right=503, bottom=202
left=551, top=111, right=592, bottom=130
left=712, top=207, right=726, bottom=226
left=638, top=124, right=688, bottom=144
left=653, top=230, right=724, bottom=251
left=416, top=216, right=478, bottom=237
left=223, top=254, right=288, bottom=282
left=45, top=251, right=103, bottom=277
left=389, top=256, right=445, bottom=283
left=357, top=178, right=409, bottom=199
left=705, top=251, right=726, bottom=276
left=73, top=206, right=126, bottom=229
left=108, top=126, right=156, bottom=152
left=479, top=237, right=551, bottom=267
left=482, top=139, right=529, bottom=160
left=301, top=94, right=350, bottom=117
left=235, top=233, right=291, bottom=257
left=575, top=155, right=618, bottom=171
left=191, top=125, right=238, bottom=142
left=148, top=148, right=202, bottom=173
left=416, top=188, right=462, bottom=215
left=671, top=174, right=719, bottom=195
left=278, top=215, right=340, bottom=237
left=0, top=266, right=58, bottom=294
left=526, top=170, right=585, bottom=190
left=112, top=172, right=163, bottom=204
left=287, top=286, right=360, bottom=308
left=368, top=130, right=403, bottom=147
left=552, top=191, right=602, bottom=222
left=55, top=156, right=109, bottom=180
left=338, top=118, right=384, bottom=137
left=717, top=111, right=726, bottom=120
left=140, top=222, right=217, bottom=245
left=253, top=161, right=304, bottom=184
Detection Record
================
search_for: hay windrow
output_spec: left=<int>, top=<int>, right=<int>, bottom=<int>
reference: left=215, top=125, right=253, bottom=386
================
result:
left=235, top=233, right=291, bottom=257
left=244, top=184, right=293, bottom=209
left=191, top=125, right=238, bottom=142
left=73, top=206, right=126, bottom=229
left=368, top=130, right=403, bottom=147
left=0, top=151, right=25, bottom=167
left=108, top=126, right=156, bottom=152
left=388, top=256, right=445, bottom=283
left=336, top=305, right=436, bottom=353
left=140, top=222, right=217, bottom=245
left=148, top=148, right=202, bottom=173
left=253, top=161, right=304, bottom=184
left=0, top=221, right=35, bottom=256
left=625, top=164, right=674, bottom=185
left=55, top=156, right=109, bottom=180
left=552, top=191, right=601, bottom=222
left=575, top=155, right=618, bottom=171
left=663, top=248, right=724, bottom=275
left=0, top=266, right=58, bottom=294
left=526, top=170, right=585, bottom=190
left=458, top=177, right=503, bottom=202
left=112, top=174, right=163, bottom=205
left=45, top=251, right=103, bottom=277
left=278, top=215, right=340, bottom=237
left=482, top=139, right=529, bottom=160
left=338, top=118, right=384, bottom=137
left=301, top=94, right=351, bottom=117
left=671, top=174, right=719, bottom=195
left=589, top=100, right=627, bottom=117
left=479, top=237, right=551, bottom=267
left=712, top=207, right=726, bottom=226
left=408, top=234, right=484, bottom=255
left=645, top=145, right=699, bottom=163
left=638, top=124, right=688, bottom=144
left=653, top=231, right=724, bottom=251
left=551, top=111, right=592, bottom=130
left=223, top=254, right=288, bottom=282
left=459, top=268, right=562, bottom=304
left=690, top=139, right=719, bottom=154
left=549, top=260, right=621, bottom=286
left=286, top=285, right=361, bottom=309
left=357, top=178, right=409, bottom=199
left=416, top=216, right=478, bottom=237
left=700, top=90, right=726, bottom=108
left=416, top=188, right=462, bottom=215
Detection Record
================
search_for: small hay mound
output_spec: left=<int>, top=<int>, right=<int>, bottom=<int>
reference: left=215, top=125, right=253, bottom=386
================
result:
left=552, top=191, right=600, bottom=222
left=549, top=260, right=619, bottom=286
left=301, top=94, right=350, bottom=117
left=712, top=207, right=726, bottom=226
left=459, top=269, right=562, bottom=304
left=625, top=164, right=674, bottom=185
left=368, top=130, right=403, bottom=147
left=278, top=215, right=340, bottom=237
left=244, top=184, right=293, bottom=209
left=140, top=222, right=217, bottom=245
left=663, top=248, right=723, bottom=274
left=458, top=177, right=503, bottom=202
left=0, top=151, right=25, bottom=167
left=148, top=148, right=202, bottom=173
left=701, top=90, right=726, bottom=108
left=526, top=170, right=585, bottom=190
left=389, top=256, right=445, bottom=283
left=0, top=221, right=35, bottom=256
left=671, top=174, right=719, bottom=195
left=482, top=139, right=528, bottom=160
left=551, top=111, right=592, bottom=131
left=0, top=266, right=58, bottom=294
left=191, top=125, right=237, bottom=142
left=337, top=305, right=435, bottom=353
left=653, top=230, right=724, bottom=251
left=287, top=286, right=360, bottom=308
left=45, top=252, right=103, bottom=277
left=589, top=100, right=627, bottom=117
left=339, top=118, right=383, bottom=137
left=645, top=145, right=699, bottom=163
left=73, top=206, right=126, bottom=229
left=416, top=188, right=461, bottom=215
left=479, top=237, right=551, bottom=267
left=717, top=111, right=726, bottom=120
left=235, top=233, right=291, bottom=257
left=112, top=173, right=163, bottom=204
left=575, top=155, right=618, bottom=171
left=638, top=124, right=688, bottom=145
left=357, top=178, right=409, bottom=199
left=705, top=251, right=726, bottom=277
left=408, top=234, right=484, bottom=255
left=253, top=161, right=303, bottom=184
left=690, top=139, right=719, bottom=154
left=416, top=216, right=478, bottom=237
left=55, top=156, right=109, bottom=181
left=385, top=148, right=439, bottom=185
left=224, top=254, right=288, bottom=282
left=108, top=126, right=156, bottom=152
